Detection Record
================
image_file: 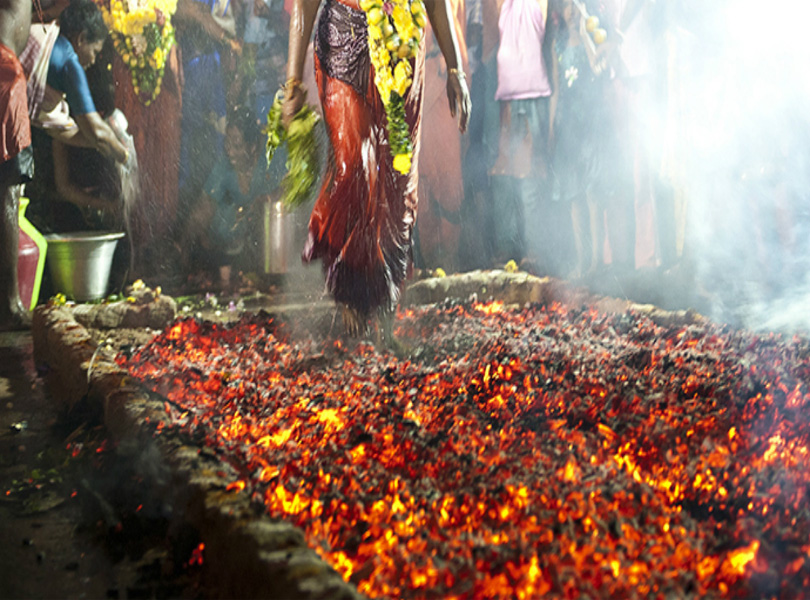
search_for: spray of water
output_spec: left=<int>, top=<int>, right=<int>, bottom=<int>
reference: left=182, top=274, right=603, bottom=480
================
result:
left=107, top=109, right=141, bottom=279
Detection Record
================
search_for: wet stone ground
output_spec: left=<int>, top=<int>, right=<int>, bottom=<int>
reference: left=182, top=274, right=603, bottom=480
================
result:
left=0, top=330, right=205, bottom=600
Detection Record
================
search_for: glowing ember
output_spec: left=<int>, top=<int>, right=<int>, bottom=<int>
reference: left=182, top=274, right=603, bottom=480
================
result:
left=119, top=301, right=810, bottom=598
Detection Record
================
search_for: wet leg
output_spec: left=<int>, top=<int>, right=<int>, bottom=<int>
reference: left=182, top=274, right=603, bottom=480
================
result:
left=0, top=184, right=30, bottom=331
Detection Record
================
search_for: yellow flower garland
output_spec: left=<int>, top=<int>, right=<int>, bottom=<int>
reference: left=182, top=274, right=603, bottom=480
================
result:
left=359, top=0, right=425, bottom=174
left=96, top=0, right=178, bottom=105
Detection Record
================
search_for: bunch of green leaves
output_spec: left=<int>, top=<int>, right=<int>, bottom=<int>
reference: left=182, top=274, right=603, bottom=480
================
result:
left=265, top=91, right=321, bottom=209
left=385, top=92, right=412, bottom=158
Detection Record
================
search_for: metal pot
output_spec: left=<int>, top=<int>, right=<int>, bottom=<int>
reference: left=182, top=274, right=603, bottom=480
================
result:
left=260, top=198, right=297, bottom=274
left=44, top=231, right=125, bottom=301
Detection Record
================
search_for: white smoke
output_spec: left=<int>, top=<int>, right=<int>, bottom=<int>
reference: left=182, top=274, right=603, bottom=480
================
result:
left=676, top=0, right=810, bottom=333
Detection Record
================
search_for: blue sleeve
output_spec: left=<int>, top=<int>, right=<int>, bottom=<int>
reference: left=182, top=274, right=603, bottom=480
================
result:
left=47, top=37, right=96, bottom=115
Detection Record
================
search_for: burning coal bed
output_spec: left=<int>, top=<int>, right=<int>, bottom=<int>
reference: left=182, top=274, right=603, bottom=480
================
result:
left=117, top=299, right=810, bottom=599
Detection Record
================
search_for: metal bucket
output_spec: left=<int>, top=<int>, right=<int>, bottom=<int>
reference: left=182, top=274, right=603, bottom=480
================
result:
left=261, top=199, right=297, bottom=274
left=44, top=231, right=125, bottom=301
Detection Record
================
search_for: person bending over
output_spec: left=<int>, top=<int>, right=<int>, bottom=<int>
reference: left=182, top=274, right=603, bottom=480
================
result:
left=20, top=0, right=128, bottom=164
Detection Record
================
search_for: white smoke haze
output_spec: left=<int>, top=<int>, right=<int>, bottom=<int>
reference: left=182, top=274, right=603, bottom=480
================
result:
left=671, top=0, right=810, bottom=333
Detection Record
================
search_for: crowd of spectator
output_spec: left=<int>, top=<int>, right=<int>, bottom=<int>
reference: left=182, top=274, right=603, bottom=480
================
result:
left=3, top=0, right=807, bottom=331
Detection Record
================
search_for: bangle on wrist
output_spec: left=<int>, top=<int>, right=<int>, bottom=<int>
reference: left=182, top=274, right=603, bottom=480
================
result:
left=283, top=77, right=303, bottom=94
left=448, top=67, right=466, bottom=80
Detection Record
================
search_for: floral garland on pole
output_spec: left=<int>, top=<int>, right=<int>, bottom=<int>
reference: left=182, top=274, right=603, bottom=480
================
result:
left=95, top=0, right=178, bottom=106
left=359, top=0, right=426, bottom=175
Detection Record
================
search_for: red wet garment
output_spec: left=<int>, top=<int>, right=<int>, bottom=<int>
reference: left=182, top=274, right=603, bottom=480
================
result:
left=304, top=0, right=425, bottom=316
left=0, top=43, right=31, bottom=164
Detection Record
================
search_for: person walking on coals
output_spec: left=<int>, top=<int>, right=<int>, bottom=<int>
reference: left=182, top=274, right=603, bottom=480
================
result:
left=281, top=0, right=471, bottom=346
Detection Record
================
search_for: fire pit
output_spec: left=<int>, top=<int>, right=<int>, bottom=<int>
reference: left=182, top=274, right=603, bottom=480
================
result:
left=112, top=295, right=810, bottom=599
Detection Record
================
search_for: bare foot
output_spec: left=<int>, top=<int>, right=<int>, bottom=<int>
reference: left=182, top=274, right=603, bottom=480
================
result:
left=341, top=304, right=368, bottom=338
left=375, top=309, right=411, bottom=358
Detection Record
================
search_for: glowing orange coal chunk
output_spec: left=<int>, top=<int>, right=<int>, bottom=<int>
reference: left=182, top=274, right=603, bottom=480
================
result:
left=314, top=407, right=345, bottom=432
left=474, top=300, right=504, bottom=315
left=327, top=550, right=354, bottom=579
left=724, top=540, right=760, bottom=575
left=562, top=457, right=580, bottom=482
left=696, top=556, right=719, bottom=580
left=258, top=465, right=279, bottom=481
left=226, top=480, right=246, bottom=492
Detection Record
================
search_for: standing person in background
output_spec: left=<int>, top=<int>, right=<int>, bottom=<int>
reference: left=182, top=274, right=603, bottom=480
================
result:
left=597, top=0, right=672, bottom=273
left=112, top=32, right=183, bottom=278
left=488, top=0, right=558, bottom=274
left=415, top=0, right=468, bottom=273
left=281, top=0, right=471, bottom=345
left=456, top=0, right=498, bottom=270
left=241, top=0, right=289, bottom=124
left=549, top=0, right=608, bottom=278
left=36, top=0, right=69, bottom=22
left=0, top=0, right=33, bottom=330
left=174, top=0, right=238, bottom=208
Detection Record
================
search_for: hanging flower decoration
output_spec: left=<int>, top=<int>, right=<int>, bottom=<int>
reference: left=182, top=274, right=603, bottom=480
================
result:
left=359, top=0, right=426, bottom=175
left=95, top=0, right=177, bottom=105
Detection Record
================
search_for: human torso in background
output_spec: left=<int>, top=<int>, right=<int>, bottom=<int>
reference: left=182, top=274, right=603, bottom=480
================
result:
left=552, top=33, right=606, bottom=200
left=606, top=0, right=661, bottom=79
left=243, top=0, right=288, bottom=117
left=25, top=36, right=109, bottom=233
left=620, top=3, right=653, bottom=77
left=495, top=0, right=550, bottom=101
left=554, top=36, right=603, bottom=132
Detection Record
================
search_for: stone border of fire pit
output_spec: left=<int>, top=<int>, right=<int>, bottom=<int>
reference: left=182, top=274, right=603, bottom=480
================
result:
left=404, top=270, right=706, bottom=330
left=31, top=271, right=706, bottom=599
left=32, top=303, right=363, bottom=600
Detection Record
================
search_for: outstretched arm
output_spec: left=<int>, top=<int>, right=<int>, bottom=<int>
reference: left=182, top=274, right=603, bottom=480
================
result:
left=424, top=0, right=471, bottom=133
left=74, top=112, right=129, bottom=164
left=281, top=0, right=321, bottom=126
left=43, top=113, right=128, bottom=164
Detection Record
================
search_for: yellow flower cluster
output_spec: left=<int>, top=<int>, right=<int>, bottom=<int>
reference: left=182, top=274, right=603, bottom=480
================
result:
left=101, top=0, right=177, bottom=38
left=361, top=0, right=424, bottom=104
left=113, top=25, right=172, bottom=72
left=97, top=0, right=178, bottom=105
left=392, top=152, right=411, bottom=173
left=359, top=0, right=426, bottom=173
